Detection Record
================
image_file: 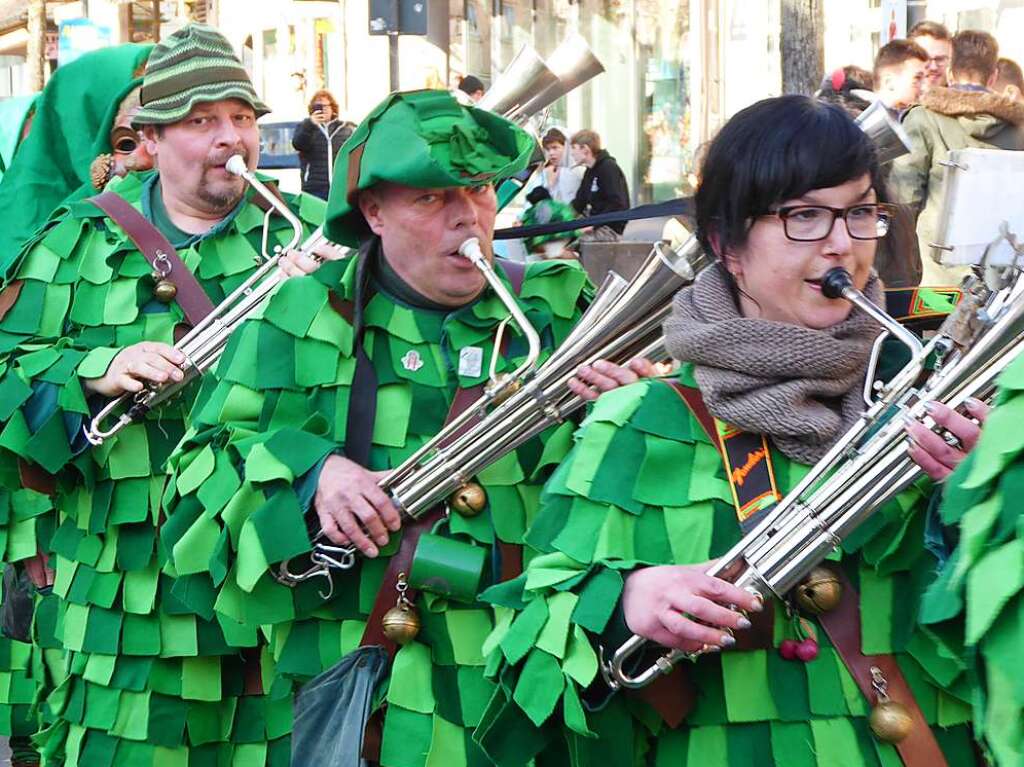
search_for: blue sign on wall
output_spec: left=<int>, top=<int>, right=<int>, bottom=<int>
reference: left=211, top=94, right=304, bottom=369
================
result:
left=58, top=18, right=114, bottom=67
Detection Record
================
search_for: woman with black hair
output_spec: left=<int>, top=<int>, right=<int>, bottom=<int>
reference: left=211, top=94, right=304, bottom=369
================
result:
left=475, top=95, right=985, bottom=767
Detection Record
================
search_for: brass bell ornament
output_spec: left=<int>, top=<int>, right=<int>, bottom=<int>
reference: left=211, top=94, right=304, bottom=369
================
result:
left=868, top=666, right=914, bottom=743
left=152, top=276, right=178, bottom=303
left=450, top=482, right=487, bottom=517
left=381, top=573, right=420, bottom=646
left=794, top=566, right=842, bottom=614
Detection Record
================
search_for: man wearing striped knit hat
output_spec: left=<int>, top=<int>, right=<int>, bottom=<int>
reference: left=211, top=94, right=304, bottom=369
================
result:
left=0, top=23, right=335, bottom=766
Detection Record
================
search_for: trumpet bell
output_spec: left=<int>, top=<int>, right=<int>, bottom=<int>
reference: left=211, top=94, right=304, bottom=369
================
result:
left=855, top=99, right=913, bottom=165
left=477, top=45, right=560, bottom=118
left=514, top=34, right=605, bottom=120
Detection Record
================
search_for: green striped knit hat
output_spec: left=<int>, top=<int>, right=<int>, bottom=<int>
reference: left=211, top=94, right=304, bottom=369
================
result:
left=133, top=24, right=269, bottom=125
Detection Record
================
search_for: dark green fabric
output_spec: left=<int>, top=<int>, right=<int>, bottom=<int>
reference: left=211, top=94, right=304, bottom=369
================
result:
left=0, top=44, right=152, bottom=275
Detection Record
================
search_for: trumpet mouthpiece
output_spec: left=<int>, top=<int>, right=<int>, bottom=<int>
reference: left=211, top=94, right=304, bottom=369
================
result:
left=458, top=237, right=484, bottom=264
left=821, top=267, right=854, bottom=300
left=225, top=155, right=248, bottom=177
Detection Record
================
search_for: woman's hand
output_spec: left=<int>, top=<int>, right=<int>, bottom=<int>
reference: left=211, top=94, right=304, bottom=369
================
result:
left=82, top=342, right=186, bottom=398
left=905, top=398, right=991, bottom=481
left=622, top=564, right=763, bottom=654
left=569, top=357, right=665, bottom=401
left=314, top=455, right=400, bottom=557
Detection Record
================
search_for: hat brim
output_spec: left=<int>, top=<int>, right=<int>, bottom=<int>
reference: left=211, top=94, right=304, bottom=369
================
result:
left=132, top=81, right=271, bottom=126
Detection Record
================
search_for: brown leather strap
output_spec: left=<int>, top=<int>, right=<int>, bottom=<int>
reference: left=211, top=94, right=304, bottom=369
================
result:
left=817, top=568, right=948, bottom=767
left=498, top=258, right=526, bottom=295
left=241, top=646, right=264, bottom=695
left=663, top=380, right=718, bottom=447
left=18, top=459, right=55, bottom=496
left=88, top=192, right=215, bottom=328
left=358, top=382, right=488, bottom=658
left=0, top=280, right=24, bottom=321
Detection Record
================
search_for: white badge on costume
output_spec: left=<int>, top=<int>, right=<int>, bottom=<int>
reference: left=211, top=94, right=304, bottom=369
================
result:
left=401, top=350, right=424, bottom=372
left=458, top=346, right=484, bottom=378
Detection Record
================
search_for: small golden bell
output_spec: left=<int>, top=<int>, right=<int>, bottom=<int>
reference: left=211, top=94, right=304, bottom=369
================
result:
left=794, top=566, right=843, bottom=614
left=869, top=699, right=913, bottom=743
left=450, top=482, right=487, bottom=517
left=381, top=603, right=421, bottom=645
left=153, top=279, right=178, bottom=303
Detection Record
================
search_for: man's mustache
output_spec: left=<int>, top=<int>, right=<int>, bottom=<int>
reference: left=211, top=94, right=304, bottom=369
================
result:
left=205, top=150, right=250, bottom=170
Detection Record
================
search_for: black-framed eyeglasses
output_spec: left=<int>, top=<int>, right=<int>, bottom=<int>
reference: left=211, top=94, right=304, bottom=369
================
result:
left=766, top=203, right=895, bottom=242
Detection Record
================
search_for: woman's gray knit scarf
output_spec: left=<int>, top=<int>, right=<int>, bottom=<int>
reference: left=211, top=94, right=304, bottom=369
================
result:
left=664, top=263, right=883, bottom=464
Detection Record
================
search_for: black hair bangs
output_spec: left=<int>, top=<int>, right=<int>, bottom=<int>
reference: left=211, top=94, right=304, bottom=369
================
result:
left=696, top=95, right=885, bottom=257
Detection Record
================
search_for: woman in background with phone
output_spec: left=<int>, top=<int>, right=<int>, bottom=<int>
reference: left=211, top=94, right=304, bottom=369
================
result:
left=292, top=88, right=353, bottom=200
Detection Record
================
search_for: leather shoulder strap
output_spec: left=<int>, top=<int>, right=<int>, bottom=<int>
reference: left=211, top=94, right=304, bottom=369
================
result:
left=819, top=568, right=949, bottom=767
left=497, top=257, right=527, bottom=295
left=88, top=191, right=215, bottom=328
left=661, top=380, right=716, bottom=445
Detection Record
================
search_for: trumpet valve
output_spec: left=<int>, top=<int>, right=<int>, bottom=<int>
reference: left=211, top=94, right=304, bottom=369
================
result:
left=487, top=374, right=522, bottom=405
left=450, top=482, right=487, bottom=517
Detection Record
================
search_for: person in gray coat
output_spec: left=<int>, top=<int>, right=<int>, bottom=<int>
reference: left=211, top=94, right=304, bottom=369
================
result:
left=890, top=30, right=1024, bottom=285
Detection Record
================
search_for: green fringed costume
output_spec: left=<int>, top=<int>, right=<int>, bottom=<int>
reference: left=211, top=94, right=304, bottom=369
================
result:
left=920, top=354, right=1024, bottom=767
left=161, top=247, right=591, bottom=766
left=0, top=169, right=326, bottom=766
left=478, top=369, right=978, bottom=767
left=0, top=43, right=152, bottom=767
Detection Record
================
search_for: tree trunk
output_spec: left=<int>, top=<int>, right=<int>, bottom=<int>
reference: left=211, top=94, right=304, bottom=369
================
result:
left=26, top=0, right=46, bottom=92
left=780, top=0, right=824, bottom=95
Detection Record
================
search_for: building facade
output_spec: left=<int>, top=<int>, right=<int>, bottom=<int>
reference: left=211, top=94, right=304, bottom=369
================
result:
left=1, top=0, right=1022, bottom=204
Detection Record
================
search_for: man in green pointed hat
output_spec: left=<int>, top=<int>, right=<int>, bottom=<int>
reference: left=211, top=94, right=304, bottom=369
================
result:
left=0, top=22, right=336, bottom=766
left=162, top=87, right=653, bottom=767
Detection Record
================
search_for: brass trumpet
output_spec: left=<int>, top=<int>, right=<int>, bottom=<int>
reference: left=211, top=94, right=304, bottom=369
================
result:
left=276, top=236, right=709, bottom=593
left=602, top=241, right=1024, bottom=689
left=84, top=155, right=325, bottom=445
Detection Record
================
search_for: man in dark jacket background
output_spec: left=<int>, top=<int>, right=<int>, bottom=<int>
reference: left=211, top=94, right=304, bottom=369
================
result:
left=570, top=129, right=630, bottom=235
left=292, top=88, right=353, bottom=200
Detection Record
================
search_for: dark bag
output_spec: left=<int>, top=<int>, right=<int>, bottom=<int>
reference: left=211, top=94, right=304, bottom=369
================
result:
left=1, top=564, right=35, bottom=642
left=291, top=645, right=389, bottom=767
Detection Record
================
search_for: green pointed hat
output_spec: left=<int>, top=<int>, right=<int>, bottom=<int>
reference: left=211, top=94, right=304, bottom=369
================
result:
left=325, top=89, right=536, bottom=246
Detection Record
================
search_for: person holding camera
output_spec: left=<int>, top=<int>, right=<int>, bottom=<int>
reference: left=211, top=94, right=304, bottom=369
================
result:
left=292, top=88, right=353, bottom=200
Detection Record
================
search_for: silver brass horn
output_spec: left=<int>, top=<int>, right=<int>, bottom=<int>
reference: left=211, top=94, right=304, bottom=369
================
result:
left=477, top=46, right=559, bottom=118
left=479, top=35, right=605, bottom=125
left=855, top=98, right=913, bottom=164
left=513, top=34, right=605, bottom=121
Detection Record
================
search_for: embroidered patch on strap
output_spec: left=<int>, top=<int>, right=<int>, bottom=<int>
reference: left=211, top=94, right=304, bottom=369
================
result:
left=715, top=420, right=781, bottom=530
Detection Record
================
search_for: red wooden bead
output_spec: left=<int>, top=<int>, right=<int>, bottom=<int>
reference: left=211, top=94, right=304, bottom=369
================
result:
left=779, top=639, right=799, bottom=660
left=795, top=638, right=819, bottom=662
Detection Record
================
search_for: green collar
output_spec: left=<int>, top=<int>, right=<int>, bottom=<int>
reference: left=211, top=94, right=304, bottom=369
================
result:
left=141, top=172, right=245, bottom=249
